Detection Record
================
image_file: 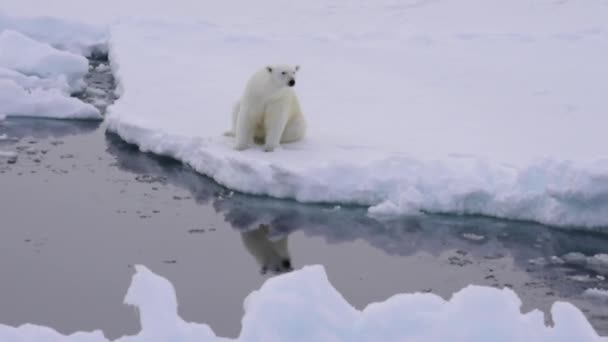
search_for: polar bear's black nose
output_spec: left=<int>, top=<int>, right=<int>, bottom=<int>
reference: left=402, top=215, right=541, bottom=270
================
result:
left=288, top=79, right=295, bottom=87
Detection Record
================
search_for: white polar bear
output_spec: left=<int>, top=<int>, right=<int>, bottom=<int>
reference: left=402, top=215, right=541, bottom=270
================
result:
left=225, top=64, right=307, bottom=152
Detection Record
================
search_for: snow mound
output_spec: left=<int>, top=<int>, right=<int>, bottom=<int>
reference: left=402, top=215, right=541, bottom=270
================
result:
left=0, top=30, right=88, bottom=91
left=0, top=13, right=107, bottom=56
left=0, top=21, right=102, bottom=120
left=105, top=0, right=608, bottom=229
left=0, top=79, right=100, bottom=120
left=0, top=265, right=605, bottom=341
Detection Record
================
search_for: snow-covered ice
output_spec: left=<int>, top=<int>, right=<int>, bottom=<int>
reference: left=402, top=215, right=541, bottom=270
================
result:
left=100, top=0, right=608, bottom=229
left=0, top=18, right=102, bottom=120
left=561, top=253, right=608, bottom=276
left=0, top=30, right=88, bottom=91
left=0, top=13, right=107, bottom=56
left=0, top=264, right=605, bottom=342
left=1, top=0, right=607, bottom=227
left=584, top=288, right=608, bottom=301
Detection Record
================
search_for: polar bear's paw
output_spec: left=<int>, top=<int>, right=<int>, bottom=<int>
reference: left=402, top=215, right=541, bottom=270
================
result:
left=264, top=144, right=277, bottom=152
left=234, top=142, right=249, bottom=151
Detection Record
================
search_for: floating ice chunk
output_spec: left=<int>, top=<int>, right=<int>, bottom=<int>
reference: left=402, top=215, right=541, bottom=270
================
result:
left=0, top=30, right=89, bottom=93
left=0, top=151, right=17, bottom=158
left=583, top=288, right=608, bottom=301
left=0, top=79, right=101, bottom=120
left=95, top=64, right=110, bottom=72
left=462, top=233, right=485, bottom=241
left=1, top=264, right=606, bottom=341
left=563, top=252, right=588, bottom=266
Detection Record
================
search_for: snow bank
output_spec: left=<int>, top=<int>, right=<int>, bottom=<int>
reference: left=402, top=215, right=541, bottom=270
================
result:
left=0, top=265, right=605, bottom=341
left=0, top=19, right=102, bottom=120
left=0, top=79, right=100, bottom=120
left=104, top=0, right=608, bottom=229
left=2, top=0, right=608, bottom=227
left=0, top=13, right=107, bottom=56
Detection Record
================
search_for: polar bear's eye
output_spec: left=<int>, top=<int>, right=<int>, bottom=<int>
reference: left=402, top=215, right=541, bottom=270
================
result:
left=281, top=71, right=286, bottom=75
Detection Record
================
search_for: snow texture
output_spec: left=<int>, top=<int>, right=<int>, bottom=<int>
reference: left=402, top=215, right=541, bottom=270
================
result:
left=2, top=1, right=608, bottom=226
left=0, top=13, right=107, bottom=56
left=101, top=0, right=608, bottom=229
left=0, top=264, right=605, bottom=342
left=0, top=21, right=102, bottom=120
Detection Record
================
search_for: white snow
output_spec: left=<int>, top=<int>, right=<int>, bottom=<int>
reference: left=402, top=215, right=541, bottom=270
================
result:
left=99, top=0, right=608, bottom=229
left=2, top=1, right=608, bottom=227
left=0, top=13, right=107, bottom=56
left=0, top=78, right=100, bottom=120
left=0, top=264, right=605, bottom=342
left=0, top=30, right=88, bottom=91
left=0, top=20, right=102, bottom=120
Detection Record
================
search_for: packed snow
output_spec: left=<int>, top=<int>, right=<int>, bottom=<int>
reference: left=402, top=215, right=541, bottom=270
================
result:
left=0, top=264, right=605, bottom=341
left=0, top=17, right=102, bottom=120
left=102, top=0, right=608, bottom=229
left=2, top=1, right=608, bottom=227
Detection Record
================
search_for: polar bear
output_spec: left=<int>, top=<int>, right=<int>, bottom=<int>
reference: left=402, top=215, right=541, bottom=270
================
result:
left=240, top=224, right=293, bottom=275
left=224, top=64, right=306, bottom=152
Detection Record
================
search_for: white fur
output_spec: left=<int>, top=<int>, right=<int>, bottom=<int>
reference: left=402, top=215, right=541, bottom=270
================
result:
left=225, top=64, right=306, bottom=152
left=240, top=224, right=292, bottom=274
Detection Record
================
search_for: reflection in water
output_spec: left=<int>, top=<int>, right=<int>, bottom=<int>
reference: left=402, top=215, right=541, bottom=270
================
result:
left=0, top=117, right=100, bottom=140
left=104, top=131, right=608, bottom=333
left=104, top=130, right=608, bottom=280
left=241, top=224, right=293, bottom=275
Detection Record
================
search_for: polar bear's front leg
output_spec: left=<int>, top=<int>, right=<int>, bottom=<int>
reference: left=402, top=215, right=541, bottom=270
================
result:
left=234, top=106, right=254, bottom=151
left=223, top=101, right=241, bottom=137
left=263, top=108, right=290, bottom=152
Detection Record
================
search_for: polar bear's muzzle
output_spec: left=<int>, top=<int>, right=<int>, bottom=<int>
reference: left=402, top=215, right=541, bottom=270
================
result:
left=288, top=79, right=295, bottom=87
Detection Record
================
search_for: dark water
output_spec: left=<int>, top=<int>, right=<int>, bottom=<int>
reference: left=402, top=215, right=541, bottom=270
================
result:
left=0, top=63, right=607, bottom=339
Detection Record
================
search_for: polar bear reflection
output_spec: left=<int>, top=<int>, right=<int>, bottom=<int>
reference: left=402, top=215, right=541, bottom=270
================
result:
left=240, top=224, right=293, bottom=275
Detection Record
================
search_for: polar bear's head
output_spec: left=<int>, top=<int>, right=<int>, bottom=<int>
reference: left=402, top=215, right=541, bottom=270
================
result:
left=266, top=64, right=300, bottom=88
left=240, top=224, right=293, bottom=275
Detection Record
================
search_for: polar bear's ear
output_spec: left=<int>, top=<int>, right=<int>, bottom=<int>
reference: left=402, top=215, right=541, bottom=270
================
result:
left=294, top=65, right=300, bottom=72
left=266, top=66, right=273, bottom=73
